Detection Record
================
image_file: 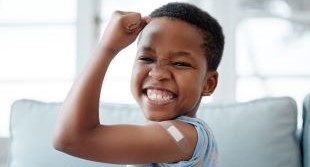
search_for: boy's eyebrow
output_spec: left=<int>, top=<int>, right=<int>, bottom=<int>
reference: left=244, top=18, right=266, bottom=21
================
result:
left=139, top=46, right=156, bottom=53
left=139, top=46, right=193, bottom=57
left=170, top=51, right=192, bottom=57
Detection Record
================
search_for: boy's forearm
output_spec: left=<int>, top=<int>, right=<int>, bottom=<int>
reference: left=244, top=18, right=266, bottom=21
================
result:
left=54, top=48, right=117, bottom=146
left=65, top=48, right=115, bottom=125
left=54, top=10, right=147, bottom=155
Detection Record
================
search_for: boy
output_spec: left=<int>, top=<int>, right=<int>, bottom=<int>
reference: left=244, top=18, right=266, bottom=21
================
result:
left=54, top=2, right=224, bottom=167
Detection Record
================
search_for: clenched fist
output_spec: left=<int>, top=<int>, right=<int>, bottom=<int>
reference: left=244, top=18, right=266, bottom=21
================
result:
left=98, top=11, right=150, bottom=55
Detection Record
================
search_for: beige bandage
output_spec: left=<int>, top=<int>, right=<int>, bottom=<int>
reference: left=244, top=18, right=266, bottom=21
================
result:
left=158, top=121, right=191, bottom=153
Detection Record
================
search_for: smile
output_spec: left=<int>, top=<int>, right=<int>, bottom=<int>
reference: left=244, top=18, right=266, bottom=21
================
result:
left=145, top=88, right=177, bottom=104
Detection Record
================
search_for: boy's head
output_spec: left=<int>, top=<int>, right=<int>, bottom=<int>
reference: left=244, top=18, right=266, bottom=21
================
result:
left=150, top=2, right=225, bottom=71
left=130, top=2, right=224, bottom=121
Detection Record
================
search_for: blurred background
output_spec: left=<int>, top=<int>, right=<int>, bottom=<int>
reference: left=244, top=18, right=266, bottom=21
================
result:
left=0, top=0, right=309, bottom=137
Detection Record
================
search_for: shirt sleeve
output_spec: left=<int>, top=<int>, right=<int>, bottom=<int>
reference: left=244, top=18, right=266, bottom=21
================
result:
left=160, top=116, right=217, bottom=167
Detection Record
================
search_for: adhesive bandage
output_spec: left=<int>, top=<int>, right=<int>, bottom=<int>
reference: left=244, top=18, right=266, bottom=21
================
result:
left=158, top=121, right=191, bottom=153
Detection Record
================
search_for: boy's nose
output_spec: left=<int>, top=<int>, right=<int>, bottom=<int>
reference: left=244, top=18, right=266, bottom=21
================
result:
left=148, top=64, right=171, bottom=81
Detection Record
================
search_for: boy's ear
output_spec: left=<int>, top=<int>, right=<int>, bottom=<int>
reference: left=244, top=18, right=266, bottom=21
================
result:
left=202, top=71, right=218, bottom=96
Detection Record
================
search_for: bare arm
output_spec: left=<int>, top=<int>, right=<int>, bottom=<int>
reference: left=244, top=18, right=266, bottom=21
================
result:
left=53, top=11, right=196, bottom=164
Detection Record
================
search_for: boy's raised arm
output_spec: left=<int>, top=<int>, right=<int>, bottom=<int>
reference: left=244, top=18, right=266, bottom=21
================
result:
left=53, top=11, right=150, bottom=161
left=53, top=11, right=197, bottom=164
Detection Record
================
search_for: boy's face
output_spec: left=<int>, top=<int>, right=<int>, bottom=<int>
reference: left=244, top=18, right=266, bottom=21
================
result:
left=130, top=17, right=218, bottom=121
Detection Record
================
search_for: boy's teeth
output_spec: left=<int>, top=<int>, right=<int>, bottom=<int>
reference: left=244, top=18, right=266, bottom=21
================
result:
left=147, top=89, right=174, bottom=102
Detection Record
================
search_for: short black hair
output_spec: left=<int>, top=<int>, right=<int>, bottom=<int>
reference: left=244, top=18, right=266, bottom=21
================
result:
left=150, top=2, right=225, bottom=71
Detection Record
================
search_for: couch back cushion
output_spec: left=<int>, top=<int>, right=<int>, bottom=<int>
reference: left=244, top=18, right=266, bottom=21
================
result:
left=9, top=97, right=301, bottom=167
left=199, top=97, right=301, bottom=167
left=303, top=93, right=310, bottom=167
left=9, top=100, right=129, bottom=167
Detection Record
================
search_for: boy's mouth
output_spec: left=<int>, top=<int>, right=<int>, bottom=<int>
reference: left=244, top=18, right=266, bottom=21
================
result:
left=144, top=88, right=177, bottom=104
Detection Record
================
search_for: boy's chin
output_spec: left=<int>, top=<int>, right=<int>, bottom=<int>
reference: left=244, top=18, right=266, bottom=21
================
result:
left=142, top=110, right=178, bottom=122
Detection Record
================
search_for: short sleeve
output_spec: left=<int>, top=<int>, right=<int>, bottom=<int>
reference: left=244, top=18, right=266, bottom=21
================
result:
left=159, top=116, right=218, bottom=167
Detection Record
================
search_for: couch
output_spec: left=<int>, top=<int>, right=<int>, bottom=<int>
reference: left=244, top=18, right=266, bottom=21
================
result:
left=0, top=94, right=309, bottom=167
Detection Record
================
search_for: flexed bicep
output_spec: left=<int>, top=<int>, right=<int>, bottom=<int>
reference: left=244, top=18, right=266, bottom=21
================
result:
left=64, top=121, right=197, bottom=164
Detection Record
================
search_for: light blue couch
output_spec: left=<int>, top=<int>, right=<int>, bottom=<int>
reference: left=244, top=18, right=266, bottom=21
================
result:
left=3, top=94, right=310, bottom=167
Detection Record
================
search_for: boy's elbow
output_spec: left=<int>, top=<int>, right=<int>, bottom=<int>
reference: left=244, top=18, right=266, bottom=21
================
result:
left=53, top=133, right=70, bottom=152
left=53, top=131, right=78, bottom=154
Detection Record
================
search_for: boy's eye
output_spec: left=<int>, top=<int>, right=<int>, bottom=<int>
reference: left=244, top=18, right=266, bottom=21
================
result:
left=138, top=56, right=154, bottom=63
left=172, top=62, right=192, bottom=68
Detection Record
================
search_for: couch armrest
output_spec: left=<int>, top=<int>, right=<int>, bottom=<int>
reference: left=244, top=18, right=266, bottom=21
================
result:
left=303, top=93, right=310, bottom=167
left=0, top=137, right=8, bottom=167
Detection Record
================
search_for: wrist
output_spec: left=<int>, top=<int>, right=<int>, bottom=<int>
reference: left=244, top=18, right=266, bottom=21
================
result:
left=95, top=43, right=121, bottom=60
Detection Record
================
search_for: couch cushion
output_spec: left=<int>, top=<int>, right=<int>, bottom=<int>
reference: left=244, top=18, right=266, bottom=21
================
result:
left=9, top=97, right=301, bottom=167
left=303, top=93, right=310, bottom=167
left=198, top=97, right=301, bottom=167
left=9, top=99, right=142, bottom=167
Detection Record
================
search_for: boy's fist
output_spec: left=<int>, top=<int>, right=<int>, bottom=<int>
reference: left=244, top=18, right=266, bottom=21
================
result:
left=99, top=11, right=150, bottom=55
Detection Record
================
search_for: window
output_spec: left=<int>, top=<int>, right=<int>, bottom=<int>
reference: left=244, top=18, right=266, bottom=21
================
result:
left=0, top=0, right=77, bottom=137
left=236, top=0, right=310, bottom=125
left=236, top=18, right=310, bottom=103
